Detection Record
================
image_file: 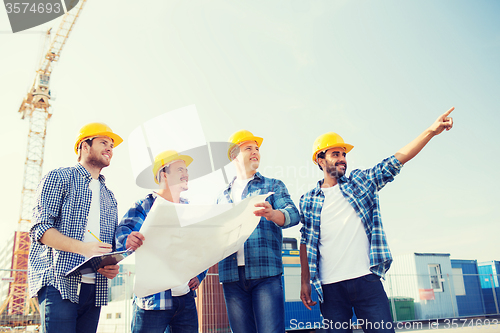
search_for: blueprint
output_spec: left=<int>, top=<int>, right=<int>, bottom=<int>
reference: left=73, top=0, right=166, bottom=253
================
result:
left=134, top=193, right=271, bottom=298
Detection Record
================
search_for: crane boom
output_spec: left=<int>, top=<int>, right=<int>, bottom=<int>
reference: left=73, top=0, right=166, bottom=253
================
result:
left=19, top=0, right=87, bottom=120
left=1, top=1, right=87, bottom=326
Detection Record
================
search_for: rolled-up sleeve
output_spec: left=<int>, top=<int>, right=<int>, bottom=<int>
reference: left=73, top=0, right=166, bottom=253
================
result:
left=270, top=180, right=300, bottom=229
left=116, top=201, right=147, bottom=251
left=364, top=155, right=403, bottom=191
left=29, top=170, right=64, bottom=245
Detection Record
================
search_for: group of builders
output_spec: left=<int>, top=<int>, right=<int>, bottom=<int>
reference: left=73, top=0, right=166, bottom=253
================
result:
left=27, top=107, right=454, bottom=333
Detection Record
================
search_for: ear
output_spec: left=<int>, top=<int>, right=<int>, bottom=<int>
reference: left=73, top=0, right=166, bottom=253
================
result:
left=81, top=141, right=89, bottom=152
left=317, top=158, right=325, bottom=170
left=230, top=151, right=239, bottom=162
left=157, top=174, right=166, bottom=189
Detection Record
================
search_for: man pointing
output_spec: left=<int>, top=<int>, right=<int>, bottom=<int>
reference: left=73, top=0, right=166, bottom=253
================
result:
left=300, top=108, right=454, bottom=332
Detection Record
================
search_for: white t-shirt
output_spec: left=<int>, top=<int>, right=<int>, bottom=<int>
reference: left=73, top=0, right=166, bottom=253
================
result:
left=171, top=282, right=191, bottom=297
left=82, top=179, right=101, bottom=284
left=318, top=185, right=371, bottom=284
left=231, top=176, right=253, bottom=266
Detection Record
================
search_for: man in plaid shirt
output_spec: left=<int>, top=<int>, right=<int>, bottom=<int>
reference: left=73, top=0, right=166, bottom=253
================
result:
left=115, top=150, right=206, bottom=333
left=300, top=108, right=455, bottom=332
left=217, top=130, right=300, bottom=333
left=28, top=123, right=123, bottom=333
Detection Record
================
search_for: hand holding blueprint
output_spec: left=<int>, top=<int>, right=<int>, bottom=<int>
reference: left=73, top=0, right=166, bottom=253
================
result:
left=134, top=193, right=272, bottom=298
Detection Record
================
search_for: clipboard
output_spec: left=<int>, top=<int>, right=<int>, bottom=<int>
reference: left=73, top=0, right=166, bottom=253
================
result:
left=65, top=249, right=134, bottom=277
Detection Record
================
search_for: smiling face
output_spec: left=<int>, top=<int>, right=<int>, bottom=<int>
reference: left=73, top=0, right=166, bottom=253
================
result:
left=162, top=160, right=189, bottom=193
left=232, top=141, right=260, bottom=175
left=318, top=147, right=347, bottom=180
left=84, top=136, right=114, bottom=169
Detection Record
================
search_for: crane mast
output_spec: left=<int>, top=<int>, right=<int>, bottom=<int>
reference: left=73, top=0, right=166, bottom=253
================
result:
left=0, top=0, right=87, bottom=326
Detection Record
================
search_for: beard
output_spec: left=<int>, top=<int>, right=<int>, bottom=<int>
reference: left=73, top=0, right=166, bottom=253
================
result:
left=87, top=148, right=110, bottom=169
left=325, top=160, right=347, bottom=179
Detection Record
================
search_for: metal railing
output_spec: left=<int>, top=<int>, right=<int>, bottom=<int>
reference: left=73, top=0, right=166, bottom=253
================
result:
left=1, top=269, right=499, bottom=332
left=383, top=273, right=500, bottom=322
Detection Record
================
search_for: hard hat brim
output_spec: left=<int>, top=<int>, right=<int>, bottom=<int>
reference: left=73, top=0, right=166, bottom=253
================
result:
left=74, top=132, right=123, bottom=154
left=313, top=143, right=354, bottom=164
left=153, top=154, right=193, bottom=184
left=227, top=136, right=263, bottom=160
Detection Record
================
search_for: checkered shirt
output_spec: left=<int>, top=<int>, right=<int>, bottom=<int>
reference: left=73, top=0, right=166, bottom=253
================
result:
left=28, top=164, right=118, bottom=306
left=216, top=172, right=300, bottom=283
left=300, top=155, right=403, bottom=302
left=116, top=193, right=207, bottom=310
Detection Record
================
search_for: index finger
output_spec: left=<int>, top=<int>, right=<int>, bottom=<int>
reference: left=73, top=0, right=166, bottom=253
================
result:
left=254, top=202, right=269, bottom=207
left=443, top=107, right=455, bottom=117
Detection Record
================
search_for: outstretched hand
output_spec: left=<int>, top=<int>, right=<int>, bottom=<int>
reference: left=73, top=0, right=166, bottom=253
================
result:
left=429, top=107, right=454, bottom=136
left=254, top=202, right=285, bottom=226
left=394, top=107, right=455, bottom=165
left=254, top=202, right=277, bottom=221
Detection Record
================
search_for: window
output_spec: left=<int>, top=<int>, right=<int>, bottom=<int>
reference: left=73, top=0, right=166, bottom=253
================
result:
left=452, top=267, right=466, bottom=296
left=106, top=313, right=112, bottom=319
left=428, top=264, right=443, bottom=292
left=283, top=238, right=298, bottom=250
left=115, top=313, right=122, bottom=319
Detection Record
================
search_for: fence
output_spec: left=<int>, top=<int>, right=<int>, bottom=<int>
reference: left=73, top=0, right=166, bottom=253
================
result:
left=383, top=273, right=500, bottom=322
left=97, top=265, right=230, bottom=333
left=1, top=268, right=499, bottom=332
left=92, top=271, right=500, bottom=332
left=0, top=268, right=39, bottom=332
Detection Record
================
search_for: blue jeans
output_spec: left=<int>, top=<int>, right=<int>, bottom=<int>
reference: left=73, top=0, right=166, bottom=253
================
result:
left=131, top=291, right=198, bottom=333
left=38, top=284, right=101, bottom=333
left=222, top=266, right=285, bottom=333
left=320, top=274, right=395, bottom=333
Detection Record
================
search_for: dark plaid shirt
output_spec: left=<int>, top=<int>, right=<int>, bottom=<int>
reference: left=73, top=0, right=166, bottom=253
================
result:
left=28, top=164, right=118, bottom=306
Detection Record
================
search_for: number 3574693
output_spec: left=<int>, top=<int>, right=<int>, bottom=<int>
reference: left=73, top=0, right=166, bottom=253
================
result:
left=5, top=2, right=62, bottom=14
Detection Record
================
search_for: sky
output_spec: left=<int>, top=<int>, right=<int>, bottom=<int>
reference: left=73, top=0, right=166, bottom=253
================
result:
left=0, top=0, right=499, bottom=264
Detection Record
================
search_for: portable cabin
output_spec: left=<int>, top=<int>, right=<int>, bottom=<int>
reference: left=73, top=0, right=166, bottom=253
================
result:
left=450, top=259, right=486, bottom=316
left=385, top=253, right=458, bottom=320
left=478, top=261, right=500, bottom=315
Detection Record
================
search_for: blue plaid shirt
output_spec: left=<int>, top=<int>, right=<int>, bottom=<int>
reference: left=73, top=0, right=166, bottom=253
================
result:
left=28, top=164, right=118, bottom=306
left=116, top=193, right=207, bottom=310
left=300, top=156, right=403, bottom=302
left=217, top=172, right=300, bottom=283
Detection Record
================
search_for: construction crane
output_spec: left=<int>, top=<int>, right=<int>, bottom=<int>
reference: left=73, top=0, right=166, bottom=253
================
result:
left=0, top=0, right=87, bottom=327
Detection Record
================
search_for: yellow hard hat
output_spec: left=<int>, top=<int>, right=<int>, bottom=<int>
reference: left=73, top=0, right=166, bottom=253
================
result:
left=312, top=132, right=353, bottom=164
left=152, top=150, right=193, bottom=184
left=227, top=130, right=263, bottom=160
left=74, top=122, right=123, bottom=154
